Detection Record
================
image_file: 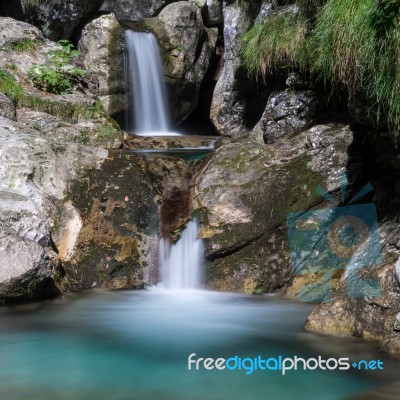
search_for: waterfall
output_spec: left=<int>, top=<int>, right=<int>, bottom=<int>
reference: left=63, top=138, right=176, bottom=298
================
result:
left=159, top=219, right=203, bottom=290
left=125, top=31, right=204, bottom=290
left=125, top=31, right=175, bottom=136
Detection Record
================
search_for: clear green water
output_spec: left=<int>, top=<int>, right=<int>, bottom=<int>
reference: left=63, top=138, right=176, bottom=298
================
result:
left=0, top=290, right=395, bottom=400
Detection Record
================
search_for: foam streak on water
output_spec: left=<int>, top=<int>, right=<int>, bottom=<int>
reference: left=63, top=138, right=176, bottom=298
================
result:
left=159, top=219, right=203, bottom=290
left=125, top=31, right=171, bottom=134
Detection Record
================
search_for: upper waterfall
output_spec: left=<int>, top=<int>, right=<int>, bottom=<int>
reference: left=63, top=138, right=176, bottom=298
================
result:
left=125, top=31, right=177, bottom=136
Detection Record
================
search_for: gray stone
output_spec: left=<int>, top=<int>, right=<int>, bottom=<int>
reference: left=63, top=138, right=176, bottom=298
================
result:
left=99, top=0, right=169, bottom=22
left=78, top=14, right=126, bottom=118
left=144, top=1, right=217, bottom=123
left=0, top=93, right=16, bottom=120
left=210, top=0, right=265, bottom=139
left=204, top=0, right=222, bottom=25
left=0, top=235, right=62, bottom=304
left=252, top=90, right=326, bottom=144
left=0, top=0, right=102, bottom=40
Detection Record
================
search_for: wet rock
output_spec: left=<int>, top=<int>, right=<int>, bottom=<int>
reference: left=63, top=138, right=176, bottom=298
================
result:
left=144, top=1, right=217, bottom=123
left=78, top=14, right=126, bottom=118
left=0, top=0, right=102, bottom=40
left=64, top=151, right=157, bottom=290
left=0, top=93, right=16, bottom=120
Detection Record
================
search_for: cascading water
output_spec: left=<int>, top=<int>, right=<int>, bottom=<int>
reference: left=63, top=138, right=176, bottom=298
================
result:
left=125, top=31, right=175, bottom=136
left=125, top=30, right=203, bottom=289
left=158, top=219, right=203, bottom=290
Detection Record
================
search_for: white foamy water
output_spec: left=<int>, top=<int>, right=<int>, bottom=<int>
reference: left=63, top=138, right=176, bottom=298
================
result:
left=159, top=219, right=203, bottom=290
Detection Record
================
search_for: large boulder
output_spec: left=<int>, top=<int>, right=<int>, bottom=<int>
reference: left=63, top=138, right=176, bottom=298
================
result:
left=0, top=235, right=62, bottom=304
left=252, top=90, right=327, bottom=144
left=0, top=115, right=156, bottom=302
left=0, top=0, right=102, bottom=40
left=78, top=14, right=126, bottom=119
left=144, top=1, right=217, bottom=123
left=194, top=123, right=357, bottom=292
left=99, top=0, right=169, bottom=23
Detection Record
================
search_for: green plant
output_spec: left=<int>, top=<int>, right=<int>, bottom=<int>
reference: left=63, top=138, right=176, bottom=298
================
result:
left=0, top=70, right=24, bottom=102
left=29, top=39, right=85, bottom=94
left=307, top=0, right=400, bottom=129
left=242, top=14, right=307, bottom=80
left=13, top=39, right=41, bottom=53
left=369, top=0, right=400, bottom=35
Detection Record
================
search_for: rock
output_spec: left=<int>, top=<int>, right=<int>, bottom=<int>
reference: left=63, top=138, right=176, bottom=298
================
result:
left=0, top=93, right=16, bottom=120
left=194, top=123, right=355, bottom=292
left=0, top=18, right=65, bottom=84
left=0, top=235, right=63, bottom=304
left=144, top=1, right=217, bottom=123
left=305, top=259, right=400, bottom=341
left=78, top=14, right=126, bottom=118
left=204, top=0, right=222, bottom=25
left=252, top=90, right=326, bottom=144
left=0, top=116, right=155, bottom=302
left=0, top=0, right=102, bottom=40
left=301, top=124, right=400, bottom=354
left=63, top=151, right=157, bottom=290
left=0, top=17, right=123, bottom=148
left=99, top=0, right=169, bottom=22
left=16, top=109, right=122, bottom=148
left=210, top=0, right=268, bottom=139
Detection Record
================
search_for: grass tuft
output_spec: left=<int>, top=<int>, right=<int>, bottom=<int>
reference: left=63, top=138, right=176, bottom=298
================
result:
left=242, top=13, right=307, bottom=80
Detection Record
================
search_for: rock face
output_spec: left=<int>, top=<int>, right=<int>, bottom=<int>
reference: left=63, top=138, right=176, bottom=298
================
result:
left=144, top=1, right=217, bottom=123
left=0, top=17, right=123, bottom=148
left=0, top=116, right=157, bottom=301
left=100, top=0, right=169, bottom=23
left=0, top=0, right=102, bottom=40
left=302, top=126, right=400, bottom=354
left=0, top=94, right=15, bottom=120
left=210, top=0, right=269, bottom=139
left=63, top=151, right=156, bottom=290
left=194, top=123, right=356, bottom=292
left=78, top=14, right=126, bottom=119
left=252, top=90, right=326, bottom=144
left=0, top=117, right=106, bottom=302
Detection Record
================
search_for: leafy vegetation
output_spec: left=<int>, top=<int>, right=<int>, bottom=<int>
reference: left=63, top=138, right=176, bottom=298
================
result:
left=29, top=40, right=84, bottom=94
left=0, top=69, right=109, bottom=123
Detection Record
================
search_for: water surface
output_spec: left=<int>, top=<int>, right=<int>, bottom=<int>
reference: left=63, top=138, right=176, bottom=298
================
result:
left=0, top=290, right=396, bottom=399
